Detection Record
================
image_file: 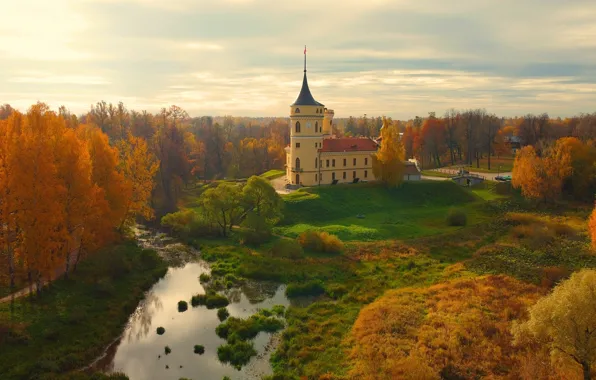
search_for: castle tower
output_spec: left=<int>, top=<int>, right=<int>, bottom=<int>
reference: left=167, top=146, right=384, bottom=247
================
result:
left=287, top=46, right=325, bottom=186
left=322, top=108, right=334, bottom=136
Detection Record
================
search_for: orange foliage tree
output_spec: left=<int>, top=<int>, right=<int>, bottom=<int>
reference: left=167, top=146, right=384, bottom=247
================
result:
left=0, top=104, right=153, bottom=300
left=512, top=143, right=572, bottom=202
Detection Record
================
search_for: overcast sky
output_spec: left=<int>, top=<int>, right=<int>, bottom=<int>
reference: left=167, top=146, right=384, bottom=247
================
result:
left=2, top=0, right=596, bottom=119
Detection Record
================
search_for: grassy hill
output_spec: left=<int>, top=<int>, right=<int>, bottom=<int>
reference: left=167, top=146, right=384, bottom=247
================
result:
left=276, top=181, right=486, bottom=241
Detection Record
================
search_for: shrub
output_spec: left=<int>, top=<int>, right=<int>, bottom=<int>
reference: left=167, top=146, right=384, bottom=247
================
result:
left=178, top=301, right=188, bottom=312
left=164, top=346, right=171, bottom=355
left=325, top=284, right=348, bottom=300
left=217, top=341, right=257, bottom=370
left=286, top=280, right=325, bottom=298
left=297, top=230, right=344, bottom=253
left=199, top=273, right=211, bottom=283
left=194, top=344, right=205, bottom=354
left=511, top=224, right=555, bottom=249
left=269, top=239, right=304, bottom=259
left=217, top=308, right=230, bottom=321
left=191, top=292, right=229, bottom=309
left=216, top=314, right=284, bottom=341
left=446, top=208, right=467, bottom=226
left=93, top=278, right=116, bottom=298
left=505, top=212, right=539, bottom=226
left=161, top=209, right=218, bottom=238
left=271, top=305, right=286, bottom=317
left=156, top=327, right=165, bottom=335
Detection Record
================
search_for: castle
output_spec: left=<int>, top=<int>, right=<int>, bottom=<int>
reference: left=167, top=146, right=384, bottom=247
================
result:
left=285, top=53, right=379, bottom=187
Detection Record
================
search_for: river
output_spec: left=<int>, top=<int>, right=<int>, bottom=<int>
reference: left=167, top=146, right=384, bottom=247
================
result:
left=88, top=226, right=291, bottom=380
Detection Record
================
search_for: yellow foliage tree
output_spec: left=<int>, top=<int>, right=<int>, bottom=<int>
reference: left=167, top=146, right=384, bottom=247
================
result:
left=512, top=269, right=596, bottom=380
left=372, top=117, right=405, bottom=187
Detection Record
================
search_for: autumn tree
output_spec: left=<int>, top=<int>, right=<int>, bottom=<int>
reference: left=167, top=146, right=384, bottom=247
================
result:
left=512, top=269, right=596, bottom=380
left=420, top=116, right=446, bottom=167
left=512, top=144, right=572, bottom=202
left=555, top=137, right=596, bottom=200
left=372, top=118, right=405, bottom=187
left=118, top=133, right=159, bottom=229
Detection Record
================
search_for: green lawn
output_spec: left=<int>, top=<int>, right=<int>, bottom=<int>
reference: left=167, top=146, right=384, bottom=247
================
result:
left=445, top=156, right=514, bottom=173
left=0, top=242, right=168, bottom=380
left=275, top=181, right=487, bottom=241
left=259, top=169, right=285, bottom=180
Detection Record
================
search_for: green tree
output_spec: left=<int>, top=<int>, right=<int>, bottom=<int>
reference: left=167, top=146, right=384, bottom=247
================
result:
left=199, top=182, right=243, bottom=237
left=513, top=269, right=596, bottom=380
left=242, top=176, right=283, bottom=223
left=372, top=117, right=405, bottom=187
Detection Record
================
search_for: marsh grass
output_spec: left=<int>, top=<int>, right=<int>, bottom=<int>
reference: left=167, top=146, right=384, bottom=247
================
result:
left=0, top=242, right=168, bottom=380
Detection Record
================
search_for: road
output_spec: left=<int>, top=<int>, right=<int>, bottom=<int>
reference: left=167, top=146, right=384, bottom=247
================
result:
left=423, top=168, right=512, bottom=181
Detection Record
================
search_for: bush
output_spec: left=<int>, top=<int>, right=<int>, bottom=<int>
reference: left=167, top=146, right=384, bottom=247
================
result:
left=547, top=222, right=575, bottom=237
left=194, top=344, right=205, bottom=354
left=216, top=314, right=284, bottom=342
left=156, top=327, right=165, bottom=335
left=161, top=209, right=218, bottom=238
left=217, top=308, right=230, bottom=321
left=164, top=346, right=171, bottom=355
left=191, top=292, right=229, bottom=309
left=446, top=208, right=467, bottom=226
left=297, top=231, right=343, bottom=253
left=199, top=273, right=211, bottom=283
left=178, top=300, right=188, bottom=312
left=286, top=280, right=325, bottom=298
left=511, top=224, right=555, bottom=250
left=217, top=341, right=257, bottom=370
left=271, top=305, right=286, bottom=317
left=269, top=239, right=304, bottom=259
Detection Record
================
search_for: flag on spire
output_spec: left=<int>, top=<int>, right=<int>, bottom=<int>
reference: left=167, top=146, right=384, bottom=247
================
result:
left=304, top=45, right=307, bottom=54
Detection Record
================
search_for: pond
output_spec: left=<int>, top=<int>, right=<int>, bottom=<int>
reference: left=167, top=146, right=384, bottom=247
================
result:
left=88, top=227, right=291, bottom=380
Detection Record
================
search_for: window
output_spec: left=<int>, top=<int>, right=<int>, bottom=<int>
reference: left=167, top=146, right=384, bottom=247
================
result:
left=320, top=173, right=323, bottom=180
left=315, top=158, right=318, bottom=168
left=315, top=122, right=319, bottom=133
left=364, top=170, right=368, bottom=178
left=332, top=172, right=336, bottom=180
left=314, top=142, right=317, bottom=148
left=353, top=171, right=356, bottom=179
left=320, top=159, right=322, bottom=167
left=295, top=158, right=301, bottom=170
left=326, top=159, right=329, bottom=167
left=343, top=158, right=346, bottom=166
left=295, top=108, right=300, bottom=113
left=315, top=174, right=318, bottom=182
left=353, top=158, right=357, bottom=166
left=343, top=172, right=346, bottom=179
left=296, top=142, right=300, bottom=148
left=365, top=157, right=368, bottom=165
left=332, top=159, right=335, bottom=167
left=295, top=121, right=301, bottom=133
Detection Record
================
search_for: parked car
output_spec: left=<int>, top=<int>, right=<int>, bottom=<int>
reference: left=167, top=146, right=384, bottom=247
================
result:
left=495, top=175, right=511, bottom=182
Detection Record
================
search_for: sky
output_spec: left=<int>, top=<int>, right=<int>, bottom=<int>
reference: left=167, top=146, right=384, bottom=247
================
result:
left=1, top=0, right=596, bottom=119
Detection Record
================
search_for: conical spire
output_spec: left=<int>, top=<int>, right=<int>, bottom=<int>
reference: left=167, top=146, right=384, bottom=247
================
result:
left=291, top=46, right=324, bottom=107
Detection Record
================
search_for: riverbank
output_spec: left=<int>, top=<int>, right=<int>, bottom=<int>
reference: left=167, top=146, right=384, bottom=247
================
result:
left=0, top=241, right=168, bottom=380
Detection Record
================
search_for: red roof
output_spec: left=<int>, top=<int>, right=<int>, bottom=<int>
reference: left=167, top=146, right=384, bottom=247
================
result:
left=319, top=138, right=378, bottom=153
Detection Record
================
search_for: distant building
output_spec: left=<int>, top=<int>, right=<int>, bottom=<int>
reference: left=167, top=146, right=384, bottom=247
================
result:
left=285, top=53, right=420, bottom=186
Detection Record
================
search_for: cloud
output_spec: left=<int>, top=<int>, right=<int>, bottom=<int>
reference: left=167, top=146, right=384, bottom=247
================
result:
left=1, top=0, right=595, bottom=118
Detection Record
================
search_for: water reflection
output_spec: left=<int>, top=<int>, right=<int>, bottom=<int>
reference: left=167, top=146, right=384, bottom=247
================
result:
left=90, top=261, right=291, bottom=380
left=125, top=291, right=163, bottom=343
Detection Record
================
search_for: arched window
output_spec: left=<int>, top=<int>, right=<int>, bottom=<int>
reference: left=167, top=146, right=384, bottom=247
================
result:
left=295, top=157, right=301, bottom=170
left=315, top=122, right=319, bottom=133
left=315, top=158, right=318, bottom=168
left=295, top=121, right=301, bottom=133
left=295, top=108, right=300, bottom=113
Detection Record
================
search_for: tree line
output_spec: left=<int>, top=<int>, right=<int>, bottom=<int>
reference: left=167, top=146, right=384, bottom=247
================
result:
left=337, top=110, right=596, bottom=171
left=0, top=103, right=157, bottom=312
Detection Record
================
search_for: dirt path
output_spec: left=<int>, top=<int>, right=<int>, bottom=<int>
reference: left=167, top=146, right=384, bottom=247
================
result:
left=0, top=250, right=77, bottom=304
